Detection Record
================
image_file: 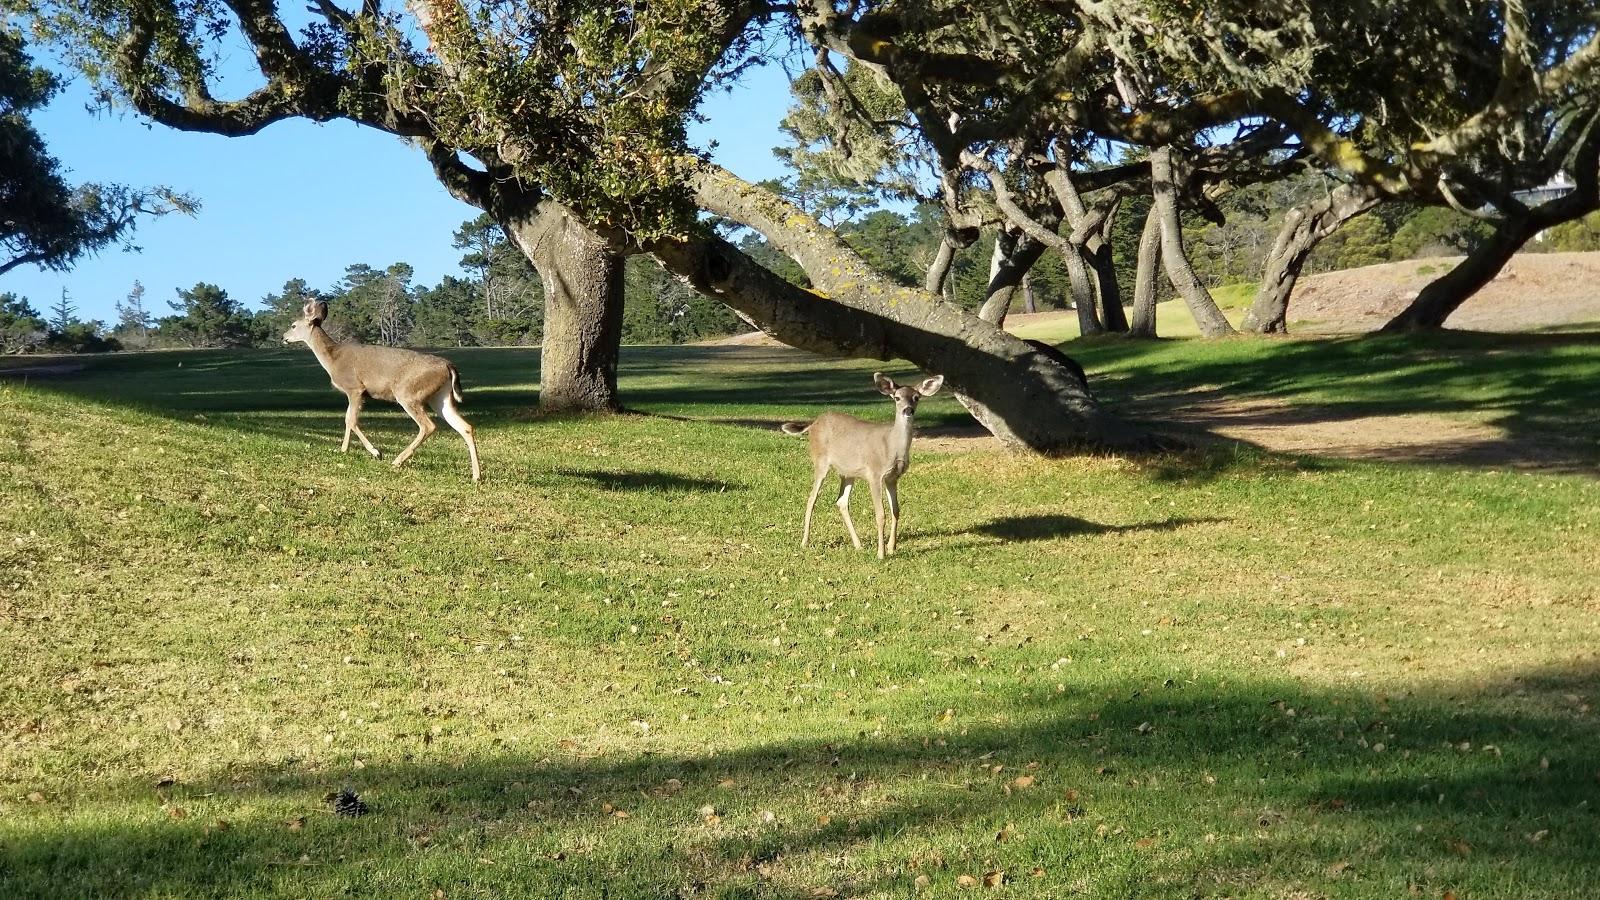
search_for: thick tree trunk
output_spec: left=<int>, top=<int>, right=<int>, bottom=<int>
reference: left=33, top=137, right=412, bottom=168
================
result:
left=674, top=165, right=1147, bottom=452
left=978, top=231, right=1048, bottom=325
left=1042, top=167, right=1123, bottom=333
left=1382, top=179, right=1599, bottom=331
left=1128, top=206, right=1162, bottom=337
left=1379, top=219, right=1539, bottom=331
left=925, top=236, right=958, bottom=294
left=1243, top=184, right=1379, bottom=333
left=1022, top=272, right=1037, bottom=314
left=1150, top=147, right=1235, bottom=337
left=503, top=204, right=625, bottom=413
left=1089, top=205, right=1128, bottom=332
left=1067, top=246, right=1104, bottom=335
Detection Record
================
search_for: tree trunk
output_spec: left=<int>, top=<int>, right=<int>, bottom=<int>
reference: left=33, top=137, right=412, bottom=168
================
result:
left=1067, top=244, right=1104, bottom=335
left=925, top=235, right=958, bottom=294
left=1022, top=271, right=1037, bottom=314
left=978, top=231, right=1048, bottom=325
left=503, top=204, right=625, bottom=413
left=1243, top=184, right=1379, bottom=333
left=1150, top=147, right=1235, bottom=337
left=671, top=165, right=1148, bottom=452
left=1382, top=178, right=1599, bottom=331
left=1042, top=167, right=1123, bottom=333
left=1128, top=206, right=1162, bottom=337
left=1089, top=203, right=1128, bottom=332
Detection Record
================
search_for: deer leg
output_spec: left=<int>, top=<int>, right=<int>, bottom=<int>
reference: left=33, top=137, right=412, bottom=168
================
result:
left=869, top=479, right=886, bottom=560
left=391, top=398, right=436, bottom=470
left=433, top=389, right=482, bottom=483
left=886, top=480, right=901, bottom=556
left=342, top=392, right=380, bottom=458
left=835, top=478, right=862, bottom=550
left=801, top=463, right=828, bottom=547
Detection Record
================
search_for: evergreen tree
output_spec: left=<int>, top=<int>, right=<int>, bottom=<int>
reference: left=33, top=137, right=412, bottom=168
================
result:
left=161, top=282, right=251, bottom=348
left=114, top=279, right=152, bottom=346
left=0, top=293, right=48, bottom=353
left=48, top=288, right=77, bottom=332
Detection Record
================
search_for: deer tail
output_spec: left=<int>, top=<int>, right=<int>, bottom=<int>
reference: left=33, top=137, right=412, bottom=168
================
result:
left=780, top=421, right=811, bottom=436
left=449, top=365, right=464, bottom=404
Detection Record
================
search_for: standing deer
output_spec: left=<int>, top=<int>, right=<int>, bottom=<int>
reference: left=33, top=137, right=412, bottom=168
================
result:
left=282, top=300, right=482, bottom=482
left=782, top=372, right=944, bottom=559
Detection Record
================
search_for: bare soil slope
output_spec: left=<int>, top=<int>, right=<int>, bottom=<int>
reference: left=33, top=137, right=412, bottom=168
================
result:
left=1293, top=250, right=1600, bottom=333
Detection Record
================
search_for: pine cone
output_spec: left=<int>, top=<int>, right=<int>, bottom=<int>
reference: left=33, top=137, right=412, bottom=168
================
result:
left=331, top=787, right=369, bottom=818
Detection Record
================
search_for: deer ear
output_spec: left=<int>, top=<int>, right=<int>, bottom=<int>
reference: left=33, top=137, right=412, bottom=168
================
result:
left=873, top=372, right=897, bottom=396
left=312, top=300, right=328, bottom=324
left=916, top=374, right=945, bottom=397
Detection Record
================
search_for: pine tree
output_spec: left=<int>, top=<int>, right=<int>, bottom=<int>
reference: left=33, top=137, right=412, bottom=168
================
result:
left=115, top=280, right=151, bottom=342
left=49, top=288, right=77, bottom=332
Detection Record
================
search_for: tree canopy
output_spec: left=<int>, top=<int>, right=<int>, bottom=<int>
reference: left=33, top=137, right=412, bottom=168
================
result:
left=1, top=27, right=195, bottom=278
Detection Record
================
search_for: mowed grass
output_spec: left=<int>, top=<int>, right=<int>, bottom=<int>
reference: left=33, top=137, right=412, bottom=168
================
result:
left=2, top=337, right=1599, bottom=899
left=1010, top=284, right=1260, bottom=343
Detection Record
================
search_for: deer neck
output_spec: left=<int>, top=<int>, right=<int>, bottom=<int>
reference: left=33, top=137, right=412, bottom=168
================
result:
left=888, top=410, right=916, bottom=468
left=304, top=325, right=342, bottom=372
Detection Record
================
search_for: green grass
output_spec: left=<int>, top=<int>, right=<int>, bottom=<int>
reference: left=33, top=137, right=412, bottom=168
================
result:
left=2, top=337, right=1598, bottom=899
left=1011, top=283, right=1259, bottom=344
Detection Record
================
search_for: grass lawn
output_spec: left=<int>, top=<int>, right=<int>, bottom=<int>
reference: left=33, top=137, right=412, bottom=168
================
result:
left=1009, top=284, right=1261, bottom=343
left=2, top=335, right=1598, bottom=898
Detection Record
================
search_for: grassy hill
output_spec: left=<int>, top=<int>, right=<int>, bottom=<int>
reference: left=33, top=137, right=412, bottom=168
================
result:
left=2, top=336, right=1598, bottom=898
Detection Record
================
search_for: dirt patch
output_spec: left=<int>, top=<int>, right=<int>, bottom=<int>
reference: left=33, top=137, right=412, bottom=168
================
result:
left=1294, top=251, right=1600, bottom=333
left=698, top=329, right=787, bottom=348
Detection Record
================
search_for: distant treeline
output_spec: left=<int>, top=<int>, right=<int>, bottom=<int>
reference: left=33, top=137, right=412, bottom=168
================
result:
left=1, top=214, right=742, bottom=354
left=7, top=197, right=1600, bottom=356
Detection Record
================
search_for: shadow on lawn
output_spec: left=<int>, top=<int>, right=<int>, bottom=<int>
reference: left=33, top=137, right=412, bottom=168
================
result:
left=556, top=467, right=744, bottom=493
left=1071, top=331, right=1600, bottom=474
left=6, top=665, right=1598, bottom=898
left=17, top=334, right=1600, bottom=475
left=970, top=514, right=1222, bottom=542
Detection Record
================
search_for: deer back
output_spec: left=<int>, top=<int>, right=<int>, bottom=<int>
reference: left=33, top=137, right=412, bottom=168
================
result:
left=807, top=412, right=895, bottom=479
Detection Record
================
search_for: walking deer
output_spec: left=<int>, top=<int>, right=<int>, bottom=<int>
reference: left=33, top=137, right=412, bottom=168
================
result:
left=781, top=372, right=944, bottom=559
left=282, top=300, right=482, bottom=482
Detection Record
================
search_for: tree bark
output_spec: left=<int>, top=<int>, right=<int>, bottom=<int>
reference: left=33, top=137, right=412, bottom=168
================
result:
left=1022, top=272, right=1037, bottom=314
left=1243, top=184, right=1380, bottom=333
left=1089, top=201, right=1128, bottom=332
left=1041, top=167, right=1120, bottom=333
left=1383, top=151, right=1599, bottom=331
left=1128, top=206, right=1162, bottom=337
left=675, top=165, right=1147, bottom=452
left=978, top=231, right=1048, bottom=325
left=503, top=204, right=625, bottom=413
left=1067, top=244, right=1104, bottom=335
left=417, top=142, right=626, bottom=413
left=925, top=235, right=958, bottom=294
left=1150, top=147, right=1236, bottom=337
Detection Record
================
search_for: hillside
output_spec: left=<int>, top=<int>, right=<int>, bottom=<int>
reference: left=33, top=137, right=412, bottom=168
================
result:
left=1292, top=250, right=1600, bottom=333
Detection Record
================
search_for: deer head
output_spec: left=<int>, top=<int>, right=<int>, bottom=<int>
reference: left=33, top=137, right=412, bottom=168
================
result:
left=282, top=300, right=329, bottom=345
left=874, top=372, right=944, bottom=420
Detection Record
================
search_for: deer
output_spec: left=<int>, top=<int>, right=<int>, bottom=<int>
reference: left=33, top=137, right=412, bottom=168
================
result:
left=282, top=299, right=482, bottom=482
left=781, top=371, right=944, bottom=559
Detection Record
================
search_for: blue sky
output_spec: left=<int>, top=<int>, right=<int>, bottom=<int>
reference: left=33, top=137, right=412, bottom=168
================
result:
left=9, top=55, right=799, bottom=323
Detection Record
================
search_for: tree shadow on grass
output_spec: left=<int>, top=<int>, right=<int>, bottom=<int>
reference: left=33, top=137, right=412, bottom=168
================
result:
left=970, top=514, right=1225, bottom=542
left=4, top=665, right=1598, bottom=898
left=556, top=467, right=744, bottom=493
left=1071, top=331, right=1600, bottom=474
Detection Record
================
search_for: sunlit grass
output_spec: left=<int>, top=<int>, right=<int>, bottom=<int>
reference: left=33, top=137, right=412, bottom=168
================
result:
left=2, top=337, right=1597, bottom=898
left=1010, top=284, right=1259, bottom=344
